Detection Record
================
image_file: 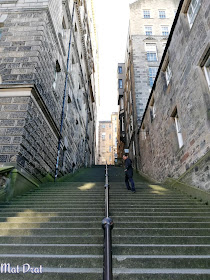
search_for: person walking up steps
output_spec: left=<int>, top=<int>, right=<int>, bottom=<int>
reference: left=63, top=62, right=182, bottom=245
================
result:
left=123, top=154, right=136, bottom=193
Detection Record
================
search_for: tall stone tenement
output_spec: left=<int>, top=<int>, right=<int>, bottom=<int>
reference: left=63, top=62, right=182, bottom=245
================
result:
left=138, top=0, right=210, bottom=190
left=0, top=0, right=97, bottom=181
left=117, top=63, right=125, bottom=160
left=98, top=112, right=118, bottom=165
left=124, top=0, right=180, bottom=168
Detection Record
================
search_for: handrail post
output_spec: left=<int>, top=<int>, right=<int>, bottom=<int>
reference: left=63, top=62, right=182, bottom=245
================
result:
left=102, top=163, right=114, bottom=280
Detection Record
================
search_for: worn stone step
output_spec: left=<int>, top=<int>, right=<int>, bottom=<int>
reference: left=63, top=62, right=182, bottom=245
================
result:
left=1, top=268, right=210, bottom=280
left=1, top=216, right=210, bottom=223
left=1, top=254, right=209, bottom=270
left=0, top=221, right=210, bottom=229
left=0, top=235, right=209, bottom=245
left=0, top=216, right=104, bottom=223
left=0, top=236, right=104, bottom=244
left=112, top=269, right=210, bottom=280
left=0, top=243, right=210, bottom=255
left=112, top=244, right=210, bottom=255
left=112, top=255, right=210, bottom=268
left=0, top=254, right=103, bottom=268
left=0, top=228, right=102, bottom=236
left=0, top=244, right=103, bottom=255
left=0, top=268, right=103, bottom=280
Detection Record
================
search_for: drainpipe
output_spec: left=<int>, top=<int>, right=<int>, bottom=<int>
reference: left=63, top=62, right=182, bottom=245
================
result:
left=54, top=1, right=76, bottom=182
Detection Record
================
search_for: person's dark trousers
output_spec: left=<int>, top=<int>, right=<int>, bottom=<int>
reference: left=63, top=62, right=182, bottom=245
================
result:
left=125, top=174, right=135, bottom=192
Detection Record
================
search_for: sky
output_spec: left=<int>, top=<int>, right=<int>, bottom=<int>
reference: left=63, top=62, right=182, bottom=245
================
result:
left=94, top=0, right=135, bottom=121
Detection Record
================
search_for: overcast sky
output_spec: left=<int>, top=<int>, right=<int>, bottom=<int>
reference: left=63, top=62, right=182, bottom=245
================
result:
left=94, top=0, right=135, bottom=121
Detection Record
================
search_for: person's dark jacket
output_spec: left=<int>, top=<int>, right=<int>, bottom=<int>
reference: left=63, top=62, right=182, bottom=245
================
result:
left=124, top=158, right=133, bottom=177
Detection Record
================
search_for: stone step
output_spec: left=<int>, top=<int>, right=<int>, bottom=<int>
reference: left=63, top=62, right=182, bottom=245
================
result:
left=0, top=235, right=209, bottom=245
left=1, top=216, right=210, bottom=222
left=0, top=221, right=210, bottom=229
left=0, top=244, right=209, bottom=255
left=0, top=254, right=209, bottom=270
left=0, top=254, right=103, bottom=268
left=1, top=211, right=210, bottom=216
left=112, top=244, right=210, bottom=255
left=1, top=268, right=210, bottom=280
left=1, top=227, right=209, bottom=236
left=0, top=244, right=103, bottom=255
left=0, top=205, right=207, bottom=210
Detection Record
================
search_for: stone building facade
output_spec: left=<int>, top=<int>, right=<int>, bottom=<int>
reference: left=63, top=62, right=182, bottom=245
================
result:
left=0, top=0, right=97, bottom=181
left=98, top=112, right=118, bottom=165
left=138, top=0, right=210, bottom=190
left=117, top=63, right=125, bottom=160
left=124, top=0, right=180, bottom=168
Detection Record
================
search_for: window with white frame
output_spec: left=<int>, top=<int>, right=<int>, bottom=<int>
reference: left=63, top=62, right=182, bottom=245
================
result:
left=102, top=133, right=106, bottom=141
left=165, top=61, right=172, bottom=85
left=109, top=134, right=111, bottom=139
left=203, top=53, right=210, bottom=90
left=143, top=10, right=150, bottom=18
left=145, top=26, right=153, bottom=36
left=161, top=26, right=169, bottom=36
left=109, top=146, right=111, bottom=152
left=102, top=124, right=105, bottom=128
left=146, top=43, right=158, bottom=62
left=187, top=0, right=201, bottom=28
left=150, top=97, right=156, bottom=122
left=141, top=124, right=147, bottom=140
left=118, top=66, right=122, bottom=74
left=119, top=79, right=123, bottom=89
left=159, top=10, right=166, bottom=18
left=53, top=60, right=61, bottom=90
left=172, top=109, right=184, bottom=148
left=120, top=98, right=124, bottom=110
left=148, top=67, right=158, bottom=87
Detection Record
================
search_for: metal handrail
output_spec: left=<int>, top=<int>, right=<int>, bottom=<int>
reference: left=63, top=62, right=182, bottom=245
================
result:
left=102, top=163, right=114, bottom=280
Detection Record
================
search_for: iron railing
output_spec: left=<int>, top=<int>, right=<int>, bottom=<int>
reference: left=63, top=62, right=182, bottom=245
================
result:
left=102, top=163, right=114, bottom=280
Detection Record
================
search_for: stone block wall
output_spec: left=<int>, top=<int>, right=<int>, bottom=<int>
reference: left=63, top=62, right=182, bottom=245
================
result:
left=0, top=0, right=96, bottom=180
left=138, top=0, right=210, bottom=191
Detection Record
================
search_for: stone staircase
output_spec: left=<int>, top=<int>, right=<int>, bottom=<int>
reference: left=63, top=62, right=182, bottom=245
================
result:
left=0, top=166, right=209, bottom=279
left=109, top=167, right=210, bottom=279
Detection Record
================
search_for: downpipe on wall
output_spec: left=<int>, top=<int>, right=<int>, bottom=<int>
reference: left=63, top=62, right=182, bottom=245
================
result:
left=54, top=2, right=76, bottom=182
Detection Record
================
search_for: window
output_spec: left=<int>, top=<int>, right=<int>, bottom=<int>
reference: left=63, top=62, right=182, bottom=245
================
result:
left=115, top=127, right=117, bottom=132
left=143, top=10, right=150, bottom=18
left=109, top=156, right=111, bottom=162
left=109, top=146, right=111, bottom=152
left=145, top=26, right=152, bottom=36
left=165, top=62, right=172, bottom=85
left=115, top=137, right=117, bottom=147
left=172, top=109, right=184, bottom=148
left=118, top=66, right=122, bottom=74
left=141, top=124, right=147, bottom=140
left=159, top=10, right=166, bottom=18
left=203, top=52, right=210, bottom=90
left=148, top=67, right=158, bottom=87
left=161, top=26, right=169, bottom=36
left=187, top=0, right=201, bottom=28
left=119, top=79, right=123, bottom=89
left=53, top=60, right=61, bottom=90
left=120, top=98, right=124, bottom=110
left=66, top=95, right=72, bottom=117
left=146, top=43, right=157, bottom=62
left=102, top=133, right=106, bottom=141
left=109, top=134, right=111, bottom=139
left=109, top=124, right=111, bottom=128
left=61, top=17, right=67, bottom=38
left=102, top=124, right=105, bottom=128
left=150, top=98, right=156, bottom=122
